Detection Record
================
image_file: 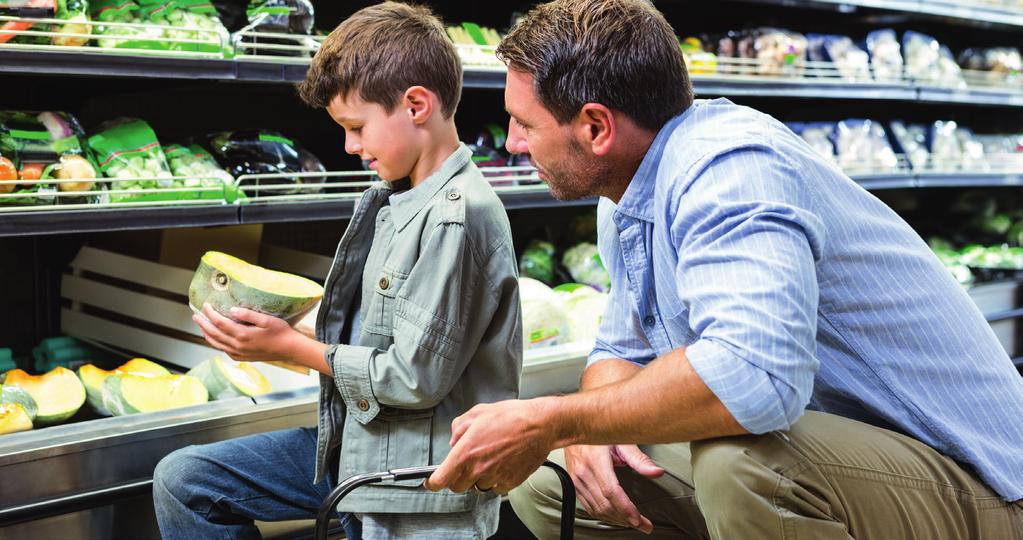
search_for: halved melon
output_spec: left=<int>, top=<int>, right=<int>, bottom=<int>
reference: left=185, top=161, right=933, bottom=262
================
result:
left=101, top=373, right=209, bottom=416
left=0, top=385, right=38, bottom=421
left=3, top=367, right=85, bottom=425
left=187, top=356, right=272, bottom=399
left=188, top=251, right=323, bottom=324
left=0, top=403, right=32, bottom=435
left=78, top=358, right=171, bottom=415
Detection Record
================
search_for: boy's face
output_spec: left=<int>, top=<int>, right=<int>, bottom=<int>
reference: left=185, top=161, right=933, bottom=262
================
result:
left=327, top=93, right=419, bottom=182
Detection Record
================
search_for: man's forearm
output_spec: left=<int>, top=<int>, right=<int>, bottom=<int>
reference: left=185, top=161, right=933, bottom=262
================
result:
left=544, top=348, right=747, bottom=448
left=580, top=358, right=643, bottom=391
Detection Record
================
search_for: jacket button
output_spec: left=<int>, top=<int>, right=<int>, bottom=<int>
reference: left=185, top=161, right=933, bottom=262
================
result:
left=643, top=316, right=655, bottom=326
left=378, top=276, right=390, bottom=290
left=447, top=190, right=460, bottom=201
left=356, top=399, right=370, bottom=411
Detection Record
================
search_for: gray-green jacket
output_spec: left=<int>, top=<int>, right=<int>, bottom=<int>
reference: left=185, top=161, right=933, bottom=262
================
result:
left=313, top=145, right=522, bottom=513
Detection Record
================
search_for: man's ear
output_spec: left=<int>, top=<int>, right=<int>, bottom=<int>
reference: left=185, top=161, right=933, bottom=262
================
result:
left=404, top=86, right=435, bottom=125
left=576, top=103, right=616, bottom=156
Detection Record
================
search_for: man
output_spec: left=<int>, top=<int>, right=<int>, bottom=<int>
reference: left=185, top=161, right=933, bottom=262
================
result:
left=425, top=0, right=1023, bottom=538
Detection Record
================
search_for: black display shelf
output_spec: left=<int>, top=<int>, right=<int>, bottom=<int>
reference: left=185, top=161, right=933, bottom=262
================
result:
left=0, top=205, right=238, bottom=237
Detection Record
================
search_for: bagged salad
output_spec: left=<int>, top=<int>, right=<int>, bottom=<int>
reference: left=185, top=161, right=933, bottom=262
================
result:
left=135, top=0, right=229, bottom=53
left=562, top=242, right=611, bottom=292
left=0, top=110, right=99, bottom=205
left=0, top=0, right=91, bottom=47
left=88, top=117, right=204, bottom=202
left=833, top=119, right=899, bottom=172
left=89, top=0, right=165, bottom=49
left=865, top=29, right=903, bottom=82
left=163, top=143, right=241, bottom=202
left=903, top=31, right=965, bottom=88
left=752, top=28, right=807, bottom=77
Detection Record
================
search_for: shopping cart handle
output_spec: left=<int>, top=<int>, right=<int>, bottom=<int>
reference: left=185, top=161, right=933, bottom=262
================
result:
left=314, top=460, right=575, bottom=540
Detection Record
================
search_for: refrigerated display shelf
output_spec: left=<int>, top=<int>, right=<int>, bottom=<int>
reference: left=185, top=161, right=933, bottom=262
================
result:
left=737, top=0, right=1023, bottom=29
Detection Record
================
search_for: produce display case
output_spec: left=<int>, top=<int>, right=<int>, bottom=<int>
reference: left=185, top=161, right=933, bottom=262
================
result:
left=3, top=1, right=1023, bottom=538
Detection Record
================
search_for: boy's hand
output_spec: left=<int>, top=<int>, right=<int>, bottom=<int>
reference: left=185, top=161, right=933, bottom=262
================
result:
left=194, top=303, right=300, bottom=363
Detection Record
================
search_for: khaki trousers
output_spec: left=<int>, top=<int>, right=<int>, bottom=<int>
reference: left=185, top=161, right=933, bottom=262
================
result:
left=509, top=411, right=1023, bottom=539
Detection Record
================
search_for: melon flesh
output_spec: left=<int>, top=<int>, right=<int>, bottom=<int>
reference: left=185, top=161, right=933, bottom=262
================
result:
left=102, top=373, right=209, bottom=416
left=3, top=367, right=85, bottom=425
left=187, top=356, right=272, bottom=399
left=79, top=358, right=170, bottom=415
left=0, top=403, right=32, bottom=435
left=188, top=251, right=323, bottom=324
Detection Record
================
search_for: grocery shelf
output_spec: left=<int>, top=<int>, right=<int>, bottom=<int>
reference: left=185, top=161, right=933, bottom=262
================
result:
left=0, top=204, right=238, bottom=237
left=0, top=48, right=235, bottom=80
left=737, top=0, right=1023, bottom=29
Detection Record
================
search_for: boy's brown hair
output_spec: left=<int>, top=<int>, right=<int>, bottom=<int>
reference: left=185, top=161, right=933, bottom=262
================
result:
left=496, top=0, right=692, bottom=132
left=297, top=2, right=463, bottom=118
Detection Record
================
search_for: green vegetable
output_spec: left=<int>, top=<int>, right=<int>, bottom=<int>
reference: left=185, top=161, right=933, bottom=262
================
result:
left=562, top=242, right=611, bottom=292
left=519, top=240, right=557, bottom=285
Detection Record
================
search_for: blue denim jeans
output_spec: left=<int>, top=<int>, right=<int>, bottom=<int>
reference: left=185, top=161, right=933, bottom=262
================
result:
left=152, top=427, right=361, bottom=540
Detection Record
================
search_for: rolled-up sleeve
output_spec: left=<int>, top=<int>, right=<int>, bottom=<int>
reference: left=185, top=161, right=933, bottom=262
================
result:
left=330, top=221, right=497, bottom=424
left=674, top=144, right=825, bottom=434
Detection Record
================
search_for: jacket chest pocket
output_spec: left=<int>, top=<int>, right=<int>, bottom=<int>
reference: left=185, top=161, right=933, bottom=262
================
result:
left=340, top=407, right=434, bottom=487
left=363, top=266, right=409, bottom=336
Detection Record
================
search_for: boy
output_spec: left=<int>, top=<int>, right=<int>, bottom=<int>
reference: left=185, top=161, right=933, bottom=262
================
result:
left=152, top=3, right=522, bottom=539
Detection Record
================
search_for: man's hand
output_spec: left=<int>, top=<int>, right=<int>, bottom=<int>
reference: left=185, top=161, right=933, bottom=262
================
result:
left=565, top=444, right=663, bottom=534
left=424, top=398, right=558, bottom=495
left=194, top=303, right=300, bottom=363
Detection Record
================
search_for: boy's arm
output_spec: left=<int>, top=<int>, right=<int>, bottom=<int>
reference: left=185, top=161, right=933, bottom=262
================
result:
left=328, top=220, right=516, bottom=424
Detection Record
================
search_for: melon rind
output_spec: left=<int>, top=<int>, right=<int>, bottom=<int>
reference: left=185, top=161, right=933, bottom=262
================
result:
left=102, top=373, right=209, bottom=416
left=188, top=251, right=323, bottom=324
left=187, top=357, right=272, bottom=399
left=0, top=385, right=38, bottom=421
left=79, top=358, right=171, bottom=415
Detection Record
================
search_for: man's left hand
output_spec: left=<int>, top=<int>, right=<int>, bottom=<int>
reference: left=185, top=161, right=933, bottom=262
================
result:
left=194, top=303, right=299, bottom=363
left=425, top=398, right=558, bottom=495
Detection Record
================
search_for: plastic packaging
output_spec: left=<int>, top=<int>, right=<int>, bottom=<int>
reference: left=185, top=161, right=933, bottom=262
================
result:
left=889, top=121, right=929, bottom=170
left=2, top=0, right=90, bottom=47
left=88, top=118, right=181, bottom=202
left=136, top=0, right=230, bottom=53
left=89, top=0, right=167, bottom=50
left=791, top=122, right=837, bottom=163
left=245, top=0, right=312, bottom=34
left=928, top=120, right=963, bottom=170
left=833, top=119, right=898, bottom=172
left=562, top=242, right=611, bottom=292
left=163, top=143, right=241, bottom=201
left=519, top=239, right=557, bottom=285
left=866, top=29, right=903, bottom=82
left=203, top=129, right=325, bottom=196
left=752, top=28, right=807, bottom=77
left=679, top=36, right=717, bottom=75
left=0, top=110, right=98, bottom=205
left=555, top=284, right=608, bottom=347
left=903, top=31, right=965, bottom=88
left=809, top=34, right=869, bottom=80
left=519, top=277, right=572, bottom=350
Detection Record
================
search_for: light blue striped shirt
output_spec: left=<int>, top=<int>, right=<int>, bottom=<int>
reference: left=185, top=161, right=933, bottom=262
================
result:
left=590, top=98, right=1023, bottom=501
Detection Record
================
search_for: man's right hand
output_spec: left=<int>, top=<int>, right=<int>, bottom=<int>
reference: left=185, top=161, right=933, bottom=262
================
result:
left=564, top=443, right=664, bottom=534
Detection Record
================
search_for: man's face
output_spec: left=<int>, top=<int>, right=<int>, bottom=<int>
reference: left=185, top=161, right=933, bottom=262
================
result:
left=326, top=93, right=418, bottom=182
left=504, top=69, right=608, bottom=200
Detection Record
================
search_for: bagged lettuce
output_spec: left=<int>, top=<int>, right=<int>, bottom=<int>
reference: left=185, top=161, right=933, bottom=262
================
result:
left=555, top=284, right=608, bottom=347
left=163, top=143, right=241, bottom=202
left=562, top=242, right=611, bottom=292
left=0, top=111, right=99, bottom=205
left=519, top=239, right=557, bottom=285
left=90, top=0, right=167, bottom=50
left=136, top=0, right=228, bottom=53
left=88, top=118, right=182, bottom=202
left=519, top=278, right=572, bottom=350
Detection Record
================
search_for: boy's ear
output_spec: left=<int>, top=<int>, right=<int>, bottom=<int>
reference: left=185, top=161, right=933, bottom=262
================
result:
left=404, top=86, right=435, bottom=126
left=575, top=103, right=616, bottom=157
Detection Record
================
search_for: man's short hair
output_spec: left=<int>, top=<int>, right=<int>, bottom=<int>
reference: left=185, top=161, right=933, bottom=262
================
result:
left=297, top=2, right=463, bottom=118
left=496, top=0, right=692, bottom=132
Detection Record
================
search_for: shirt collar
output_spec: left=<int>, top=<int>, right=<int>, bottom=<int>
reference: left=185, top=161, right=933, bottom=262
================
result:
left=387, top=143, right=472, bottom=232
left=615, top=103, right=698, bottom=222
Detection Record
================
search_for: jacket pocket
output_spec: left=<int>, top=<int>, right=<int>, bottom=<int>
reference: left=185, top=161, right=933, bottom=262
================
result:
left=363, top=266, right=409, bottom=336
left=338, top=406, right=433, bottom=486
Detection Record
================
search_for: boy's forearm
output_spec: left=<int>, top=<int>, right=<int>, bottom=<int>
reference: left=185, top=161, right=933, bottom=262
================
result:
left=283, top=333, right=332, bottom=376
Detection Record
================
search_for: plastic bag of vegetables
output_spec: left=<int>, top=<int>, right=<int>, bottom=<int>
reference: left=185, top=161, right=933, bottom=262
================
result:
left=202, top=130, right=325, bottom=197
left=562, top=242, right=611, bottom=292
left=163, top=143, right=241, bottom=202
left=0, top=111, right=99, bottom=206
left=88, top=118, right=192, bottom=202
left=1, top=0, right=91, bottom=47
left=237, top=0, right=315, bottom=58
left=519, top=277, right=572, bottom=350
left=89, top=0, right=167, bottom=50
left=519, top=239, right=557, bottom=285
left=136, top=0, right=229, bottom=53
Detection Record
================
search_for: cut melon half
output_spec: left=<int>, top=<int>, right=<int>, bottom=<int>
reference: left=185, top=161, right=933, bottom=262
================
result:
left=187, top=356, right=272, bottom=399
left=0, top=385, right=38, bottom=421
left=78, top=358, right=170, bottom=415
left=3, top=367, right=86, bottom=425
left=102, top=373, right=209, bottom=416
left=188, top=251, right=323, bottom=324
left=0, top=403, right=32, bottom=435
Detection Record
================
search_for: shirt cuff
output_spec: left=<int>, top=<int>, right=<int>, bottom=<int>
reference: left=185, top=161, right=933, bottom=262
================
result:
left=686, top=339, right=794, bottom=434
left=329, top=344, right=380, bottom=424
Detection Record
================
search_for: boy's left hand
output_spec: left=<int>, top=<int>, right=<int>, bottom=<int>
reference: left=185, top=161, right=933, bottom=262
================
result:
left=194, top=303, right=298, bottom=363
